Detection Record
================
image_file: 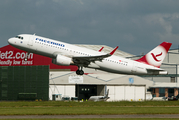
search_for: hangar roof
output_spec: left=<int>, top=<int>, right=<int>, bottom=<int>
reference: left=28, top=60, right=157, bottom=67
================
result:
left=75, top=44, right=133, bottom=57
left=49, top=71, right=153, bottom=89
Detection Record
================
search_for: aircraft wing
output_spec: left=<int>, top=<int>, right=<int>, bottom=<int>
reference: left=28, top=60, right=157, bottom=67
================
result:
left=72, top=46, right=118, bottom=65
left=73, top=53, right=111, bottom=62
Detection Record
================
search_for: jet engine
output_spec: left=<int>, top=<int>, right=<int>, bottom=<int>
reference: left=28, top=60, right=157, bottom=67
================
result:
left=52, top=54, right=72, bottom=66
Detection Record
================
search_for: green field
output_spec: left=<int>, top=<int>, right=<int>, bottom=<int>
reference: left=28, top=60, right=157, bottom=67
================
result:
left=0, top=101, right=179, bottom=115
left=0, top=101, right=179, bottom=120
left=1, top=100, right=179, bottom=107
left=1, top=106, right=179, bottom=115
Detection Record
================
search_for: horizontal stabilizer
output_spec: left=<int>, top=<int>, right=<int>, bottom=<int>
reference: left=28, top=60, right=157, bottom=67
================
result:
left=146, top=68, right=168, bottom=75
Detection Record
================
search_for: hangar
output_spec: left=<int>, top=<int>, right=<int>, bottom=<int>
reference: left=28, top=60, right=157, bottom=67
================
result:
left=0, top=44, right=179, bottom=101
left=49, top=71, right=153, bottom=101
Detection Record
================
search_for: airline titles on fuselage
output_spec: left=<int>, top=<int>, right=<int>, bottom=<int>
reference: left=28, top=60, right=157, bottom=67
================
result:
left=35, top=38, right=65, bottom=47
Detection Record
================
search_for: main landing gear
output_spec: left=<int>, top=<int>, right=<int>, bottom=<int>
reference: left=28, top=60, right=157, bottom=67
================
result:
left=76, top=66, right=84, bottom=75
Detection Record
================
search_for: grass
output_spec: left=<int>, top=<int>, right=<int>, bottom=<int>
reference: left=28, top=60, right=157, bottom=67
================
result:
left=1, top=106, right=179, bottom=115
left=0, top=101, right=179, bottom=115
left=0, top=100, right=179, bottom=107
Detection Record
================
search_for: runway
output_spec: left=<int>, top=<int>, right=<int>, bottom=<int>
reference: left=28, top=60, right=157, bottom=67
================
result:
left=0, top=114, right=179, bottom=119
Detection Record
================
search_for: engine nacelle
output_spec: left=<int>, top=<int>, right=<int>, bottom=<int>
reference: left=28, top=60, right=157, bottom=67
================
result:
left=52, top=55, right=72, bottom=66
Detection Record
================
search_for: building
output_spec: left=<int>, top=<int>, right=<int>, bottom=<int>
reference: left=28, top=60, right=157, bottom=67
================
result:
left=0, top=66, right=49, bottom=100
left=49, top=71, right=154, bottom=101
left=144, top=48, right=179, bottom=98
left=0, top=45, right=76, bottom=100
left=0, top=44, right=179, bottom=101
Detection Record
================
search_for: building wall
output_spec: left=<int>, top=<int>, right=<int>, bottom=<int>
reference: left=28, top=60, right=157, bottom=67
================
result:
left=164, top=50, right=179, bottom=64
left=165, top=88, right=168, bottom=97
left=106, top=85, right=145, bottom=101
left=174, top=88, right=178, bottom=96
left=152, top=88, right=179, bottom=97
left=155, top=88, right=159, bottom=97
left=49, top=84, right=146, bottom=101
left=0, top=66, right=49, bottom=101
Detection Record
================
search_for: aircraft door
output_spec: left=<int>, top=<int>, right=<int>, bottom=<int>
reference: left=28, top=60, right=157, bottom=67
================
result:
left=28, top=35, right=34, bottom=46
left=132, top=62, right=138, bottom=73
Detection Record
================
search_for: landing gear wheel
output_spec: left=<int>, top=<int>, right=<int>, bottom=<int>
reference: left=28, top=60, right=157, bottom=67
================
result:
left=76, top=70, right=80, bottom=75
left=79, top=70, right=84, bottom=75
left=76, top=69, right=84, bottom=75
left=76, top=66, right=84, bottom=75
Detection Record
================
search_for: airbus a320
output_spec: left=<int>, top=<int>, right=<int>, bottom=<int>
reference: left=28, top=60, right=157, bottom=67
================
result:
left=8, top=34, right=172, bottom=75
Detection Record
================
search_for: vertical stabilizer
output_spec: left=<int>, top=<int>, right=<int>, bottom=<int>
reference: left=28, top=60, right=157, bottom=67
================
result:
left=135, top=42, right=172, bottom=68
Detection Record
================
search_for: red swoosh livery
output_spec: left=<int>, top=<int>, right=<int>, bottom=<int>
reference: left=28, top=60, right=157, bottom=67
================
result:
left=136, top=42, right=172, bottom=68
left=151, top=52, right=162, bottom=62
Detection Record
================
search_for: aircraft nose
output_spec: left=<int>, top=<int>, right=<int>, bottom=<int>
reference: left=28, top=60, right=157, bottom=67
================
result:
left=8, top=38, right=14, bottom=45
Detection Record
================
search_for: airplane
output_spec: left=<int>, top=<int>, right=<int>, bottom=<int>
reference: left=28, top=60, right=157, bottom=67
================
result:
left=88, top=89, right=110, bottom=101
left=8, top=34, right=172, bottom=75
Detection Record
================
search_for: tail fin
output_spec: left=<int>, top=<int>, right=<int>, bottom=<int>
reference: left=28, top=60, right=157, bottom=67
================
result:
left=135, top=42, right=172, bottom=68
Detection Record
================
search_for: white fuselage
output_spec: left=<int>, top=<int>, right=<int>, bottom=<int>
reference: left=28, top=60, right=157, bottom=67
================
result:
left=8, top=34, right=164, bottom=75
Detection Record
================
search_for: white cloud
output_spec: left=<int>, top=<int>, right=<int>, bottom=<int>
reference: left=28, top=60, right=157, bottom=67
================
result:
left=145, top=13, right=179, bottom=43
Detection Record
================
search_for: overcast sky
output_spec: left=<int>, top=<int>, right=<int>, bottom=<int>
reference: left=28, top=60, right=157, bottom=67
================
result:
left=1, top=0, right=179, bottom=55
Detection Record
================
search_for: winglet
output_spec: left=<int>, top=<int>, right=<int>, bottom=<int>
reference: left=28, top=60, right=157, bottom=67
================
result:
left=99, top=47, right=104, bottom=52
left=110, top=46, right=118, bottom=55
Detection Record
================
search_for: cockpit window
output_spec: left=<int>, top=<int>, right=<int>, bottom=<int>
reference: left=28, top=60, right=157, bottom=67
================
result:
left=15, top=36, right=23, bottom=40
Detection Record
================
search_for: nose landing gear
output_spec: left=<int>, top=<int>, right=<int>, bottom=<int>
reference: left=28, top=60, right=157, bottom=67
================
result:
left=24, top=52, right=30, bottom=61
